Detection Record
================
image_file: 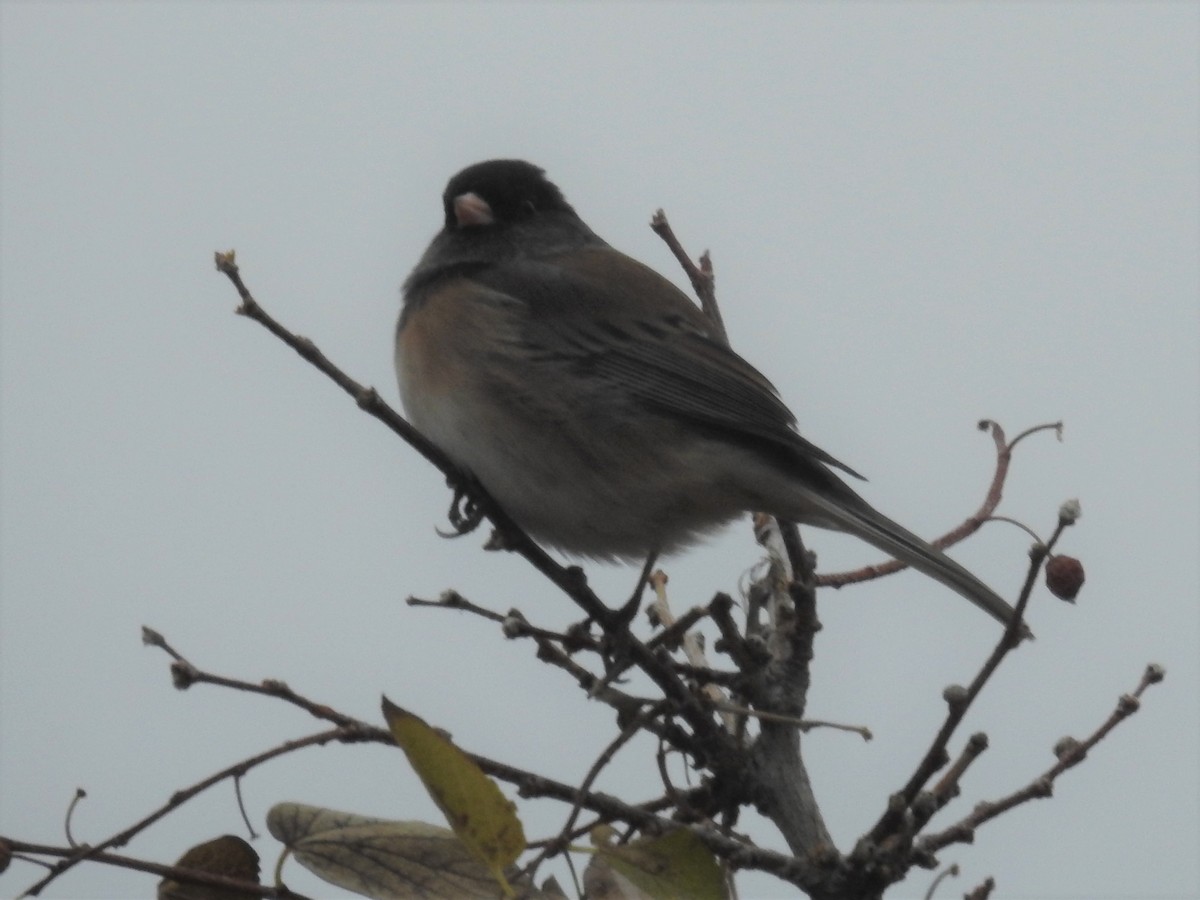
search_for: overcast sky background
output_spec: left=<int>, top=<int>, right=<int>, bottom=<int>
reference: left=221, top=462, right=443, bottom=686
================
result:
left=2, top=3, right=1197, bottom=899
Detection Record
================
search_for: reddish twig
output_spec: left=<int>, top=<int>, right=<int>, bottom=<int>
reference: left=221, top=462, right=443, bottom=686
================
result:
left=649, top=210, right=727, bottom=345
left=818, top=420, right=1064, bottom=588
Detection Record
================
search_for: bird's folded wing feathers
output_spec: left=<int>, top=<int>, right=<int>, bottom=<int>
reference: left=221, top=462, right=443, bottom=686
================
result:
left=472, top=256, right=865, bottom=480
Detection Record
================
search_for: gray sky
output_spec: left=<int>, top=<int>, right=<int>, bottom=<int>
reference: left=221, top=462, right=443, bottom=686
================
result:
left=2, top=3, right=1197, bottom=898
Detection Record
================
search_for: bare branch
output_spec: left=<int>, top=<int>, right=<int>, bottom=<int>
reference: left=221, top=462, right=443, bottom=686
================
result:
left=213, top=252, right=735, bottom=749
left=919, top=664, right=1166, bottom=854
left=19, top=726, right=348, bottom=896
left=522, top=703, right=668, bottom=879
left=649, top=211, right=727, bottom=345
left=8, top=839, right=310, bottom=900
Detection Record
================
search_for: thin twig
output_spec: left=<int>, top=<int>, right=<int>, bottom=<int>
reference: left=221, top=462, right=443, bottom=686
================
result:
left=212, top=252, right=733, bottom=748
left=406, top=590, right=594, bottom=648
left=8, top=840, right=311, bottom=900
left=19, top=727, right=349, bottom=896
left=234, top=774, right=258, bottom=839
left=63, top=789, right=86, bottom=849
left=913, top=733, right=989, bottom=831
left=918, top=663, right=1165, bottom=854
left=704, top=699, right=872, bottom=740
left=145, top=626, right=364, bottom=730
left=865, top=510, right=1067, bottom=848
left=649, top=211, right=727, bottom=345
left=648, top=572, right=738, bottom=732
left=645, top=597, right=714, bottom=653
left=520, top=703, right=667, bottom=879
left=923, top=863, right=960, bottom=900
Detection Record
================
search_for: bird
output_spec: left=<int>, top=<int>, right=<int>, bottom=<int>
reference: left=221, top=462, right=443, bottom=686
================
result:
left=395, top=159, right=1020, bottom=629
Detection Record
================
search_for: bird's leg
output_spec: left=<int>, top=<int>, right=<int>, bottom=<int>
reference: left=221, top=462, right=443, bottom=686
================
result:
left=589, top=552, right=660, bottom=687
left=614, top=551, right=659, bottom=628
left=437, top=477, right=486, bottom=538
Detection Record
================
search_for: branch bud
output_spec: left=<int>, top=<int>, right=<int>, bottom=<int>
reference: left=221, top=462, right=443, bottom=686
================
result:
left=1058, top=498, right=1082, bottom=525
left=1053, top=735, right=1084, bottom=762
left=943, top=684, right=969, bottom=711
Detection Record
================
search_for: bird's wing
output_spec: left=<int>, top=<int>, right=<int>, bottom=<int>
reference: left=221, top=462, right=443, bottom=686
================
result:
left=470, top=249, right=865, bottom=481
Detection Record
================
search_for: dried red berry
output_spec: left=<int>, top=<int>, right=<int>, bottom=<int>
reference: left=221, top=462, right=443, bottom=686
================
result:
left=1045, top=554, right=1085, bottom=602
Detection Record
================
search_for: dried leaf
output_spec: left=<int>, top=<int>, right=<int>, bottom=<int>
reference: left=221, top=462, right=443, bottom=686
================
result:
left=158, top=834, right=260, bottom=900
left=266, top=802, right=503, bottom=899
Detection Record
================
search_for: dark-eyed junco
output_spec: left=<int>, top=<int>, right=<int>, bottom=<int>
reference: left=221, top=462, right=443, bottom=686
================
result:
left=396, top=159, right=1019, bottom=628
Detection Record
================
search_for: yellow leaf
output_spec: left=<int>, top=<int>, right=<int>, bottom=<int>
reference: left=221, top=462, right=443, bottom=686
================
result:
left=382, top=697, right=525, bottom=895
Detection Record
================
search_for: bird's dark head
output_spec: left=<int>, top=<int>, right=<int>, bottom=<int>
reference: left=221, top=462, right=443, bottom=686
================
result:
left=404, top=160, right=600, bottom=296
left=441, top=159, right=577, bottom=231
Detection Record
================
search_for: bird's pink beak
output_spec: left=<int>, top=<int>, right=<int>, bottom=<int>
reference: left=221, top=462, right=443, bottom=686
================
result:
left=453, top=192, right=494, bottom=228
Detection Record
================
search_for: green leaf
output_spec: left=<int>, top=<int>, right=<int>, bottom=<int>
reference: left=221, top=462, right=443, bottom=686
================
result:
left=588, top=829, right=728, bottom=900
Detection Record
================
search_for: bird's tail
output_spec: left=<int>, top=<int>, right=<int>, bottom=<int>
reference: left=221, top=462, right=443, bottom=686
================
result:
left=794, top=486, right=1026, bottom=634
